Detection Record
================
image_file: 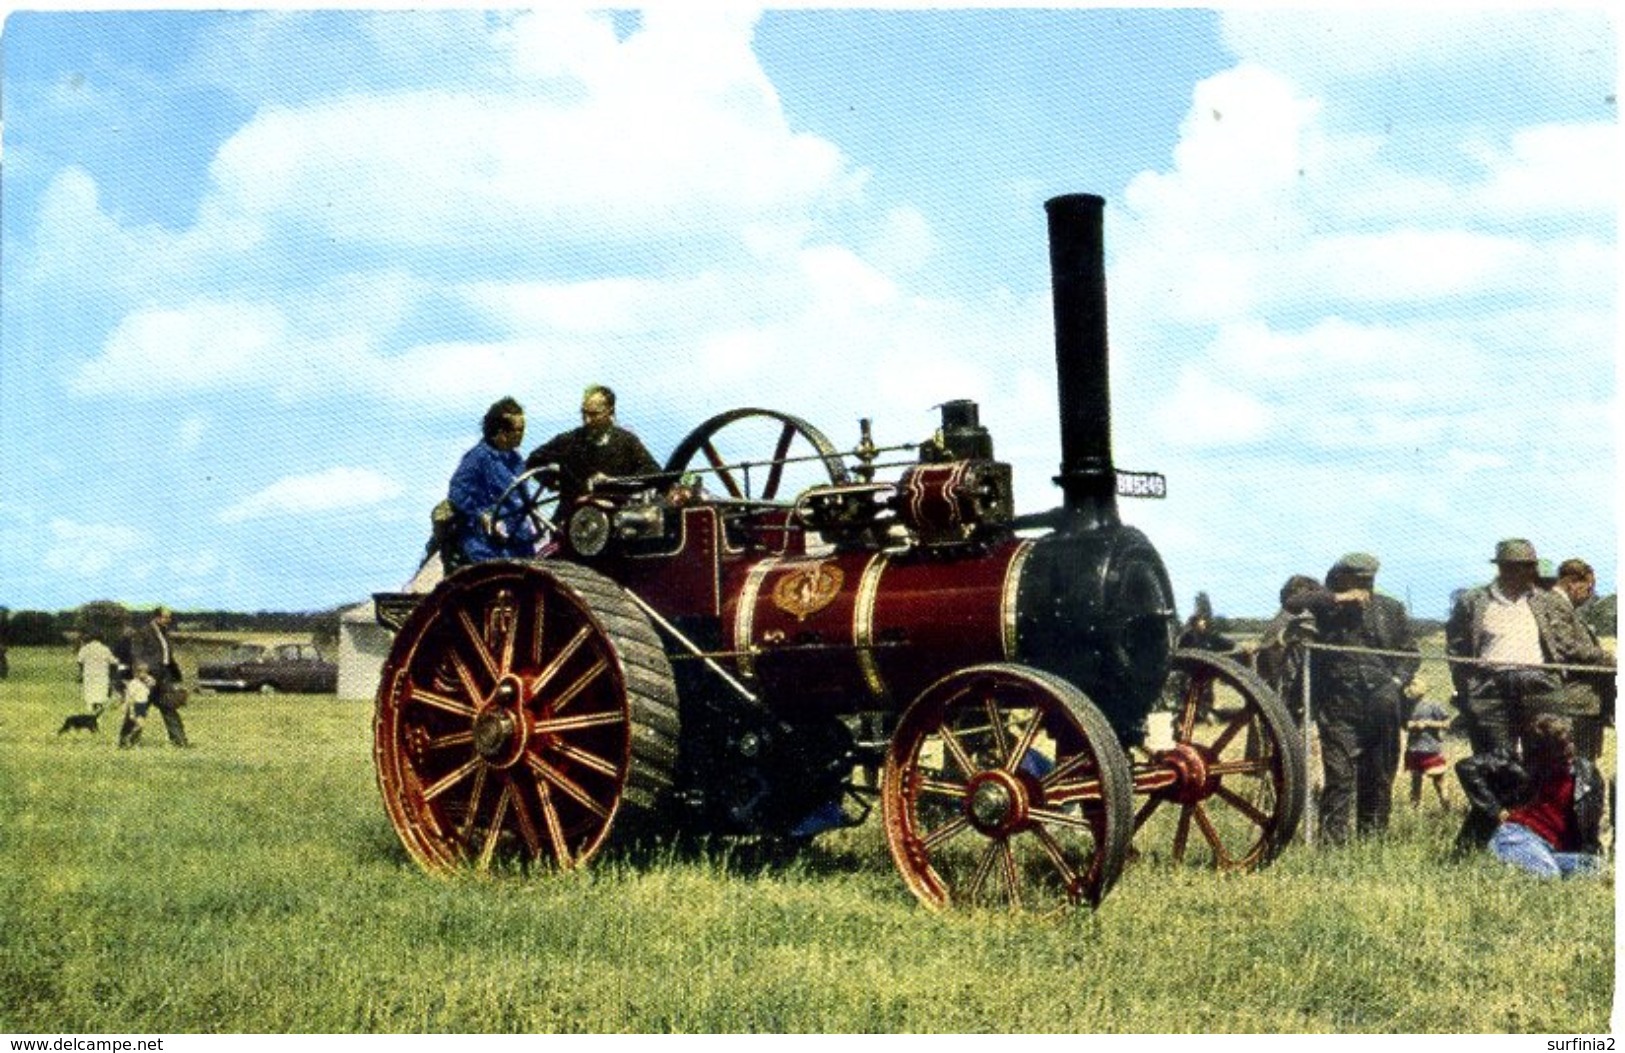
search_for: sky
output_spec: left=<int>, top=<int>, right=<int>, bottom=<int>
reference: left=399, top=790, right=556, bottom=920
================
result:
left=0, top=7, right=1616, bottom=620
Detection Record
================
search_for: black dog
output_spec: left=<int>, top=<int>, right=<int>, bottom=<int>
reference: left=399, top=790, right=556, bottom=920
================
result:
left=58, top=710, right=101, bottom=734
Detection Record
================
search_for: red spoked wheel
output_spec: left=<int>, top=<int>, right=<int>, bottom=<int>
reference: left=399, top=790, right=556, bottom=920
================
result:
left=374, top=560, right=679, bottom=874
left=1130, top=649, right=1304, bottom=870
left=881, top=663, right=1133, bottom=914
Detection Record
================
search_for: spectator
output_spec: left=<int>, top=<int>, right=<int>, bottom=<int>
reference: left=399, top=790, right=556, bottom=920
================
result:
left=122, top=606, right=189, bottom=748
left=1551, top=557, right=1615, bottom=762
left=1403, top=695, right=1452, bottom=809
left=444, top=396, right=542, bottom=568
left=525, top=384, right=661, bottom=517
left=1170, top=592, right=1236, bottom=724
left=1252, top=574, right=1321, bottom=718
left=119, top=663, right=153, bottom=749
left=1555, top=558, right=1601, bottom=615
left=110, top=627, right=135, bottom=700
left=1285, top=552, right=1421, bottom=843
left=74, top=633, right=116, bottom=713
left=1456, top=715, right=1605, bottom=879
left=1446, top=539, right=1613, bottom=759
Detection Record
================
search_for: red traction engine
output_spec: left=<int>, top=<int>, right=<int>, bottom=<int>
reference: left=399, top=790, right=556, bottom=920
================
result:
left=372, top=194, right=1305, bottom=913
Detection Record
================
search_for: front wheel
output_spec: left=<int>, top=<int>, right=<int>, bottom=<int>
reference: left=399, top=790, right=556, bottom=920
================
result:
left=881, top=663, right=1134, bottom=914
left=1129, top=649, right=1304, bottom=869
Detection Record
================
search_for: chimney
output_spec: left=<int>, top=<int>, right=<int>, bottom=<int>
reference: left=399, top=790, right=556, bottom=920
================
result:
left=1045, top=193, right=1119, bottom=531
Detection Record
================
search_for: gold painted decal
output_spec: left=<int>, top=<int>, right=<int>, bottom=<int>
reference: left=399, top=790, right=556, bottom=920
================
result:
left=770, top=561, right=845, bottom=621
left=734, top=556, right=782, bottom=680
left=854, top=553, right=890, bottom=701
left=1001, top=540, right=1035, bottom=660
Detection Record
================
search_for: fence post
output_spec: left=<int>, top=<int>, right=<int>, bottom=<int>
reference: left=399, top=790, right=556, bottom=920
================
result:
left=1302, top=644, right=1315, bottom=846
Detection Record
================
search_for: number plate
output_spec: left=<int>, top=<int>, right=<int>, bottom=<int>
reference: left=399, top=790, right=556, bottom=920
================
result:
left=1115, top=470, right=1167, bottom=499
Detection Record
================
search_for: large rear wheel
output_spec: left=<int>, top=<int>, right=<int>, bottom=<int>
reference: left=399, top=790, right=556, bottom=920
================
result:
left=374, top=561, right=679, bottom=873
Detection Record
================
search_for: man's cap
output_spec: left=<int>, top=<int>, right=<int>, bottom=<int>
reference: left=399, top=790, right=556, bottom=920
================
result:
left=1330, top=552, right=1379, bottom=576
left=1492, top=538, right=1538, bottom=564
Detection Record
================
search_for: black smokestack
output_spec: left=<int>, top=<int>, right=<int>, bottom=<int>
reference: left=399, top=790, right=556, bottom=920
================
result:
left=1045, top=193, right=1119, bottom=530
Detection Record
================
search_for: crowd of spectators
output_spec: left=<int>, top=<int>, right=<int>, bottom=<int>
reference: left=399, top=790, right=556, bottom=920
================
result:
left=1213, top=538, right=1614, bottom=878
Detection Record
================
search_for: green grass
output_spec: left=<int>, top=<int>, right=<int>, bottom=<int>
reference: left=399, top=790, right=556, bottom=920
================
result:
left=0, top=644, right=1613, bottom=1033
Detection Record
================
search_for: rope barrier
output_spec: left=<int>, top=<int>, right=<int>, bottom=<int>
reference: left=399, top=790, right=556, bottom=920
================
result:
left=1298, top=639, right=1615, bottom=677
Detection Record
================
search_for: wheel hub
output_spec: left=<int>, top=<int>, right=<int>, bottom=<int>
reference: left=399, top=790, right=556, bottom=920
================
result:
left=1156, top=742, right=1216, bottom=805
left=965, top=770, right=1029, bottom=834
left=471, top=675, right=529, bottom=768
left=472, top=710, right=515, bottom=759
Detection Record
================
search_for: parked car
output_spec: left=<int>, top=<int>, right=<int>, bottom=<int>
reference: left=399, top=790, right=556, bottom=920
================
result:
left=197, top=642, right=338, bottom=695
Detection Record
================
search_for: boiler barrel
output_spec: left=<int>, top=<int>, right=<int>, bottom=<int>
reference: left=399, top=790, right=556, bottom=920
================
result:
left=723, top=542, right=1033, bottom=716
left=721, top=530, right=1172, bottom=742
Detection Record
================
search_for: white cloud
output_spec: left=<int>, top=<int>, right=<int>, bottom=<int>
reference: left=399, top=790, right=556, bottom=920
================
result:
left=175, top=416, right=209, bottom=454
left=1105, top=23, right=1615, bottom=611
left=31, top=168, right=150, bottom=295
left=66, top=271, right=429, bottom=403
left=52, top=9, right=899, bottom=417
left=1219, top=10, right=1613, bottom=99
left=458, top=274, right=732, bottom=338
left=219, top=467, right=405, bottom=523
left=1156, top=370, right=1273, bottom=447
left=71, top=301, right=291, bottom=396
left=1468, top=123, right=1622, bottom=218
left=863, top=206, right=937, bottom=276
left=203, top=11, right=851, bottom=256
left=42, top=519, right=150, bottom=579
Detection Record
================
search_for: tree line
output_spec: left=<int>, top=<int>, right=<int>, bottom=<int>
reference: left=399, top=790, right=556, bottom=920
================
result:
left=0, top=602, right=343, bottom=648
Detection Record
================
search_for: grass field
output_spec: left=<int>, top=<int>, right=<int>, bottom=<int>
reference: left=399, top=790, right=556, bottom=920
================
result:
left=0, top=642, right=1614, bottom=1033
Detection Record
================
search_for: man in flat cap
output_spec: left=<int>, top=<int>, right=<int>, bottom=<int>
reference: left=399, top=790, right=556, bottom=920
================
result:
left=1285, top=552, right=1421, bottom=843
left=1446, top=539, right=1613, bottom=760
left=1551, top=558, right=1615, bottom=762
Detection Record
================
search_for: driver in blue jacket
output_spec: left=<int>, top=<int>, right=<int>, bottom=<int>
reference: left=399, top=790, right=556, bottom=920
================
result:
left=447, top=396, right=542, bottom=565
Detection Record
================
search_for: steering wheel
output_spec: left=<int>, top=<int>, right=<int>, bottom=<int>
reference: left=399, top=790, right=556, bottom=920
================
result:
left=490, top=466, right=562, bottom=546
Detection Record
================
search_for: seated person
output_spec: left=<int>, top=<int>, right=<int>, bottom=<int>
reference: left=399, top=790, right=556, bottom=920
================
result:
left=525, top=384, right=660, bottom=517
left=447, top=396, right=542, bottom=565
left=1455, top=714, right=1606, bottom=879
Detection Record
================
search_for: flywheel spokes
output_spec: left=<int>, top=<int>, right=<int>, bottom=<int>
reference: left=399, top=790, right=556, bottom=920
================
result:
left=663, top=407, right=849, bottom=501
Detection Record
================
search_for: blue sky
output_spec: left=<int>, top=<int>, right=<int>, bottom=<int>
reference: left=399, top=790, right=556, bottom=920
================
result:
left=0, top=8, right=1616, bottom=620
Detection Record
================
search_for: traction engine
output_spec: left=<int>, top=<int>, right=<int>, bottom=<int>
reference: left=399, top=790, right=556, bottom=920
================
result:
left=372, top=194, right=1305, bottom=913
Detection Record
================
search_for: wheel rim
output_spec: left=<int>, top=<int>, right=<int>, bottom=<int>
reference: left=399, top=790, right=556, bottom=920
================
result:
left=374, top=562, right=639, bottom=873
left=1130, top=649, right=1304, bottom=870
left=881, top=664, right=1133, bottom=914
left=663, top=408, right=849, bottom=501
